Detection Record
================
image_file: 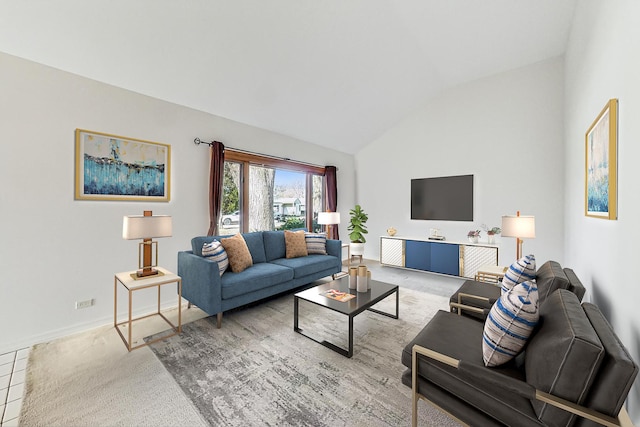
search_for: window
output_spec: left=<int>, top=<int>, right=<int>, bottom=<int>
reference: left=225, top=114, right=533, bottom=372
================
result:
left=219, top=150, right=326, bottom=233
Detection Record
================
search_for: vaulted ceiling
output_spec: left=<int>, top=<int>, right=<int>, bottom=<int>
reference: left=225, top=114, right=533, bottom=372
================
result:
left=0, top=1, right=576, bottom=154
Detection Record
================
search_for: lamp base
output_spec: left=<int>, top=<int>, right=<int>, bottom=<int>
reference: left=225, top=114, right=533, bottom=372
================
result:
left=130, top=269, right=165, bottom=281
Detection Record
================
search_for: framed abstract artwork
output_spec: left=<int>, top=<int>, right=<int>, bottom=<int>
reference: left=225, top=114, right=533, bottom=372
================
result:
left=75, top=129, right=171, bottom=201
left=585, top=99, right=617, bottom=220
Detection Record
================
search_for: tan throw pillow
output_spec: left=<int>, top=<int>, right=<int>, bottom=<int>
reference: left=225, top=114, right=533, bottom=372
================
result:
left=285, top=230, right=308, bottom=259
left=220, top=233, right=253, bottom=273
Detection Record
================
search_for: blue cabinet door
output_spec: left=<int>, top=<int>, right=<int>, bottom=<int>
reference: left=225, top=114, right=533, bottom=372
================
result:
left=405, top=240, right=431, bottom=271
left=430, top=243, right=460, bottom=276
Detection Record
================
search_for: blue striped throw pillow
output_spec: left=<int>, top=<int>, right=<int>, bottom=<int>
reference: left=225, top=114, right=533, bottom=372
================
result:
left=202, top=240, right=229, bottom=276
left=501, top=254, right=536, bottom=294
left=305, top=232, right=327, bottom=255
left=482, top=280, right=539, bottom=367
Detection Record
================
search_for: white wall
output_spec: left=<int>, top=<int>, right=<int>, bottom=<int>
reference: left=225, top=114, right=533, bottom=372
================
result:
left=356, top=58, right=565, bottom=268
left=564, top=1, right=640, bottom=421
left=0, top=52, right=355, bottom=353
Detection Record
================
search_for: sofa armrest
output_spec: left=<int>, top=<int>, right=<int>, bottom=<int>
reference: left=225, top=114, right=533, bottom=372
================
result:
left=410, top=344, right=628, bottom=427
left=326, top=239, right=342, bottom=269
left=449, top=292, right=494, bottom=317
left=177, top=250, right=222, bottom=316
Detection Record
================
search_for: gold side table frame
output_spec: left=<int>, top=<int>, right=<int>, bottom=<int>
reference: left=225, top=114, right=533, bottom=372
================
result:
left=114, top=267, right=182, bottom=351
left=474, top=265, right=508, bottom=285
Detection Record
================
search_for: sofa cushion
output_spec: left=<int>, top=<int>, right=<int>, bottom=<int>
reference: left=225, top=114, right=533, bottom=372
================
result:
left=483, top=281, right=539, bottom=367
left=285, top=230, right=308, bottom=258
left=563, top=268, right=586, bottom=301
left=263, top=231, right=286, bottom=261
left=220, top=263, right=294, bottom=300
left=535, top=261, right=570, bottom=305
left=525, top=290, right=604, bottom=427
left=574, top=303, right=639, bottom=425
left=241, top=231, right=267, bottom=264
left=271, top=255, right=337, bottom=279
left=305, top=232, right=327, bottom=255
left=221, top=233, right=253, bottom=273
left=501, top=254, right=536, bottom=294
left=202, top=240, right=229, bottom=276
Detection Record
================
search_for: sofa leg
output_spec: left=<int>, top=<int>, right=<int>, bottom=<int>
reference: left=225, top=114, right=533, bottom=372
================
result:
left=187, top=302, right=192, bottom=309
left=216, top=312, right=222, bottom=328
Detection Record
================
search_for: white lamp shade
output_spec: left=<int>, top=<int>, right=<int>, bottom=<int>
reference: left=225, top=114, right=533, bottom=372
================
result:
left=501, top=215, right=535, bottom=239
left=317, top=211, right=341, bottom=225
left=123, top=215, right=173, bottom=240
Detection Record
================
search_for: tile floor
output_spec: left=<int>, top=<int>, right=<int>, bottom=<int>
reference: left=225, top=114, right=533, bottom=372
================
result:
left=0, top=348, right=29, bottom=427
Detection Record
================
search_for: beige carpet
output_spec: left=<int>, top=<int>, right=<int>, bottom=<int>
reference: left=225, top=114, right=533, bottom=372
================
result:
left=19, top=286, right=462, bottom=426
left=19, top=308, right=209, bottom=426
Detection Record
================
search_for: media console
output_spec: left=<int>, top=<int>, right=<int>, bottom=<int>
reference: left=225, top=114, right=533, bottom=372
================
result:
left=379, top=236, right=498, bottom=279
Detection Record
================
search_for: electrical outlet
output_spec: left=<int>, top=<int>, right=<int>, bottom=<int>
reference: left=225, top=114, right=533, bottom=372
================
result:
left=75, top=299, right=94, bottom=309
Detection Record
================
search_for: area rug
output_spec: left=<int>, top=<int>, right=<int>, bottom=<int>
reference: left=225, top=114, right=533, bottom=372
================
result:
left=148, top=287, right=462, bottom=426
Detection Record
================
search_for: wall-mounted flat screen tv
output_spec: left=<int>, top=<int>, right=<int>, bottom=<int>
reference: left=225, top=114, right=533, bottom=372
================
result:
left=411, top=174, right=474, bottom=221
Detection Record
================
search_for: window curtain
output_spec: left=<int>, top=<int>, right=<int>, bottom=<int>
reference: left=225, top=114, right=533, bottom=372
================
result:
left=207, top=141, right=225, bottom=236
left=324, top=165, right=339, bottom=240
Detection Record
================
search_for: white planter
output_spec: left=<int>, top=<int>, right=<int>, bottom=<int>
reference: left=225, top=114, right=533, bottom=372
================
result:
left=350, top=242, right=365, bottom=256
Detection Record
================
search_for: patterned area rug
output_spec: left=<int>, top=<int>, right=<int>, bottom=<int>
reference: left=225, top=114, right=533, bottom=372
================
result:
left=148, top=287, right=462, bottom=426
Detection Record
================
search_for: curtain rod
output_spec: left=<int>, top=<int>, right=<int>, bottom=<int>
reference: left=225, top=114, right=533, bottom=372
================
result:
left=193, top=137, right=325, bottom=169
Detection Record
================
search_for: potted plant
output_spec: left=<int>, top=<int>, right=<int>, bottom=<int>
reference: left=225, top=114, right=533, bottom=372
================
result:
left=481, top=224, right=501, bottom=244
left=348, top=204, right=369, bottom=258
left=467, top=230, right=481, bottom=244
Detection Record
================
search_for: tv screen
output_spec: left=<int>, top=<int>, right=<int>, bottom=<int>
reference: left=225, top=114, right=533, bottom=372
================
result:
left=411, top=175, right=474, bottom=221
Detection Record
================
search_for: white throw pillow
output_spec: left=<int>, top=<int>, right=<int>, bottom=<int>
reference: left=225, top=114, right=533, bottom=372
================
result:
left=202, top=240, right=229, bottom=276
left=482, top=280, right=539, bottom=367
left=501, top=254, right=536, bottom=294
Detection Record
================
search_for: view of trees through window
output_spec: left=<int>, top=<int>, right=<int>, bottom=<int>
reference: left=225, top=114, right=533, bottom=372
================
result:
left=219, top=154, right=324, bottom=234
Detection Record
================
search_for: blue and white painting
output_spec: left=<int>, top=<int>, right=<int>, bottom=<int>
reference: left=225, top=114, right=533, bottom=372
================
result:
left=586, top=109, right=609, bottom=216
left=76, top=130, right=170, bottom=201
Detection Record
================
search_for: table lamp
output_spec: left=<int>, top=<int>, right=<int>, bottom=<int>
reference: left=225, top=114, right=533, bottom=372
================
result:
left=318, top=211, right=340, bottom=239
left=123, top=210, right=172, bottom=278
left=501, top=211, right=535, bottom=260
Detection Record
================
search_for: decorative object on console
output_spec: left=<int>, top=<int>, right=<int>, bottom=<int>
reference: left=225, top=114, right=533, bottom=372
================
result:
left=467, top=230, right=480, bottom=244
left=585, top=98, right=618, bottom=220
left=481, top=224, right=501, bottom=244
left=386, top=227, right=397, bottom=236
left=318, top=211, right=341, bottom=240
left=348, top=205, right=368, bottom=261
left=122, top=210, right=172, bottom=278
left=501, top=211, right=535, bottom=259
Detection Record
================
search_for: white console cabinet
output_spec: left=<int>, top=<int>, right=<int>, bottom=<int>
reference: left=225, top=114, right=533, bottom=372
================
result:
left=379, top=236, right=498, bottom=279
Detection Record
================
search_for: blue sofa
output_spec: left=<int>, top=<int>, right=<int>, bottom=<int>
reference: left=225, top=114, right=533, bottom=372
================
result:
left=177, top=231, right=342, bottom=327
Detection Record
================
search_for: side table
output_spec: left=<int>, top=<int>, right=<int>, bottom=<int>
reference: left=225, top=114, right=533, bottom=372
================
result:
left=114, top=266, right=182, bottom=351
left=474, top=265, right=507, bottom=285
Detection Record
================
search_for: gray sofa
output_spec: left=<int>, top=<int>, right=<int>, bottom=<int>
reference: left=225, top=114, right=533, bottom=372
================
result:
left=177, top=231, right=342, bottom=327
left=449, top=260, right=586, bottom=321
left=402, top=289, right=638, bottom=426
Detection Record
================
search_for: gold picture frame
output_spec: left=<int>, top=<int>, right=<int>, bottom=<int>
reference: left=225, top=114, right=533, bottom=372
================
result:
left=585, top=99, right=617, bottom=220
left=75, top=129, right=171, bottom=202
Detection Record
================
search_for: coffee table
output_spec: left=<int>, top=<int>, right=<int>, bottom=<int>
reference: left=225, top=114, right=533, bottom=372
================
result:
left=294, top=277, right=399, bottom=358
